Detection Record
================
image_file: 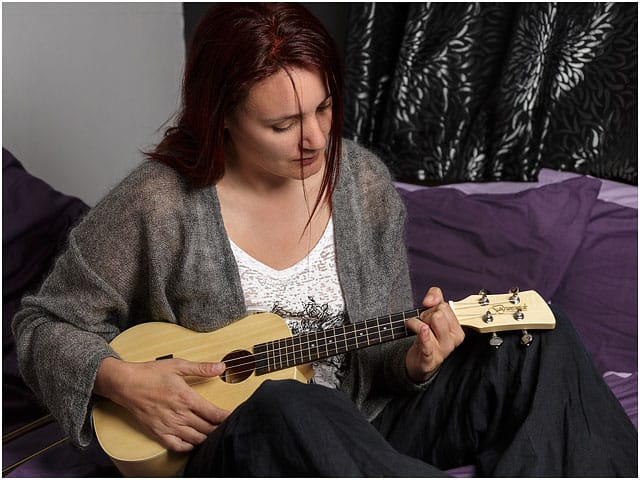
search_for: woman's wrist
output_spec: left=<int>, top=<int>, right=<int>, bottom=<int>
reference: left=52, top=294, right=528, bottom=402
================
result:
left=406, top=364, right=440, bottom=384
left=405, top=345, right=440, bottom=384
left=94, top=356, right=127, bottom=400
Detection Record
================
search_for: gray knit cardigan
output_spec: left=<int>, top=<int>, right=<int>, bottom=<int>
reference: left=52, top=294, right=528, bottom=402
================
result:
left=13, top=139, right=427, bottom=448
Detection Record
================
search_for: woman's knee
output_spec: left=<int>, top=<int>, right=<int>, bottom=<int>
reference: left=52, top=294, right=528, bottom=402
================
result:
left=244, top=379, right=349, bottom=423
left=243, top=379, right=308, bottom=417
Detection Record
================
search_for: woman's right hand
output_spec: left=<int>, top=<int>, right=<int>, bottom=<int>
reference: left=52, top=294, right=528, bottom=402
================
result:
left=94, top=356, right=230, bottom=452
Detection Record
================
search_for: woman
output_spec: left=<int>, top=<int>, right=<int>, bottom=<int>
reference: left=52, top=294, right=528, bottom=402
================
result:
left=12, top=3, right=636, bottom=477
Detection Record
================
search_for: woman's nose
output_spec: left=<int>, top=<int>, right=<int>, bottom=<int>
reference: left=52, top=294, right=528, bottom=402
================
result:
left=301, top=116, right=327, bottom=152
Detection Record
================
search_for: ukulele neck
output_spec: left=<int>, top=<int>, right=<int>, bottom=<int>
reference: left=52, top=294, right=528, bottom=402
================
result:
left=254, top=307, right=426, bottom=374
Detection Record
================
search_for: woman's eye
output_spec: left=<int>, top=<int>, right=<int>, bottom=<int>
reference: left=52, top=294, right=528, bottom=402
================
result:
left=272, top=124, right=294, bottom=133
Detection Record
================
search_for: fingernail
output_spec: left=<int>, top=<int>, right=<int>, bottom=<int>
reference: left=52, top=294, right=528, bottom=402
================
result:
left=210, top=362, right=224, bottom=374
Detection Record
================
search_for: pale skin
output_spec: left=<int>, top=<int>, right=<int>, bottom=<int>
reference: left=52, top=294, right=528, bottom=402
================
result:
left=94, top=67, right=465, bottom=453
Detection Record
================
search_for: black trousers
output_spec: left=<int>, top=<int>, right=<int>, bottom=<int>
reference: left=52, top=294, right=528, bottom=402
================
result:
left=184, top=307, right=637, bottom=477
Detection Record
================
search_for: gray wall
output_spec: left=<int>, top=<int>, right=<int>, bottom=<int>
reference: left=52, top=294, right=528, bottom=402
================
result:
left=3, top=2, right=185, bottom=206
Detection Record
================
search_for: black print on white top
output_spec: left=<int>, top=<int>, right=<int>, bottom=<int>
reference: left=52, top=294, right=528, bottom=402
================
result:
left=271, top=297, right=347, bottom=389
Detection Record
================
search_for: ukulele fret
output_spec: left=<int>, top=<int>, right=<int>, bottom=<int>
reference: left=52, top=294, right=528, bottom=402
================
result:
left=275, top=338, right=283, bottom=371
left=263, top=339, right=271, bottom=373
left=305, top=332, right=315, bottom=364
left=280, top=337, right=286, bottom=370
left=361, top=320, right=370, bottom=346
left=294, top=334, right=303, bottom=366
left=344, top=323, right=358, bottom=351
left=325, top=326, right=336, bottom=356
left=376, top=318, right=382, bottom=343
left=286, top=336, right=296, bottom=369
left=313, top=330, right=321, bottom=361
left=323, top=329, right=330, bottom=358
left=269, top=338, right=275, bottom=372
left=354, top=322, right=362, bottom=348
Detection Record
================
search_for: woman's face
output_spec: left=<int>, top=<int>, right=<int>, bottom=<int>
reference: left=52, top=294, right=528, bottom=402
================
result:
left=224, top=67, right=332, bottom=183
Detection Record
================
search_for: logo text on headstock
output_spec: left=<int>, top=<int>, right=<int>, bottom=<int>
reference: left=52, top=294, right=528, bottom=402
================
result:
left=488, top=304, right=528, bottom=315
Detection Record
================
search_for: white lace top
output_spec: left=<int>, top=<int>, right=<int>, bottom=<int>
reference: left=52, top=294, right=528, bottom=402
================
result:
left=229, top=217, right=347, bottom=388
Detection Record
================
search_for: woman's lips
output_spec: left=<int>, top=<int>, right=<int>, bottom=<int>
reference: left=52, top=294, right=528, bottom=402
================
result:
left=296, top=152, right=319, bottom=166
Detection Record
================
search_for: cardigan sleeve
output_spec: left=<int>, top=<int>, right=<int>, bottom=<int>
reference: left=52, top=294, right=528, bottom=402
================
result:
left=334, top=140, right=431, bottom=421
left=12, top=161, right=187, bottom=447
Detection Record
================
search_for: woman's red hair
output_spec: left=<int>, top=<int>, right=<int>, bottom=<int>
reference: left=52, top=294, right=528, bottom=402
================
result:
left=147, top=3, right=343, bottom=207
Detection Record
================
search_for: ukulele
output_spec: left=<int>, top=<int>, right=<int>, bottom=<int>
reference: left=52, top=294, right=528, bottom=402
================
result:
left=92, top=289, right=555, bottom=477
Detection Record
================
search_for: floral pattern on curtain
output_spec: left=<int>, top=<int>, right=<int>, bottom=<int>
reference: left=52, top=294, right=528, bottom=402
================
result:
left=343, top=3, right=637, bottom=185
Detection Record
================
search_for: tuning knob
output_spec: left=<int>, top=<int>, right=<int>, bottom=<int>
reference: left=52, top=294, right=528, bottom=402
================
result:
left=521, top=330, right=533, bottom=347
left=478, top=289, right=490, bottom=306
left=489, top=332, right=503, bottom=349
left=509, top=287, right=520, bottom=305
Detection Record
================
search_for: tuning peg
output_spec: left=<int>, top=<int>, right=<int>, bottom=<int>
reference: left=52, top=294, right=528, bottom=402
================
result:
left=513, top=308, right=524, bottom=321
left=520, top=330, right=533, bottom=347
left=489, top=332, right=503, bottom=349
left=509, top=287, right=520, bottom=305
left=483, top=311, right=494, bottom=323
left=478, top=289, right=490, bottom=306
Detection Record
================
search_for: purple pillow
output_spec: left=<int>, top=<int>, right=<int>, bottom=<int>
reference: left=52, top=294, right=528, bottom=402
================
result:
left=551, top=200, right=638, bottom=374
left=3, top=150, right=88, bottom=299
left=400, top=176, right=601, bottom=306
left=2, top=148, right=89, bottom=433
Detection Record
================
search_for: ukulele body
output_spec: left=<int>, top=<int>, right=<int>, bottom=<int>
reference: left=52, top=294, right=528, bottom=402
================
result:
left=93, top=313, right=312, bottom=477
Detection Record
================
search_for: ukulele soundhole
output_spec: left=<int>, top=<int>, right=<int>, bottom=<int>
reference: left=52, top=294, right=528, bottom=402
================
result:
left=220, top=350, right=255, bottom=384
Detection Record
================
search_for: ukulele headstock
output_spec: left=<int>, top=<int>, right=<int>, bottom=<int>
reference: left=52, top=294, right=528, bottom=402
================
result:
left=451, top=288, right=555, bottom=347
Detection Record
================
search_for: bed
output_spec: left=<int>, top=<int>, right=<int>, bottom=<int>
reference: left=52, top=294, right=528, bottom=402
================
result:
left=3, top=147, right=637, bottom=476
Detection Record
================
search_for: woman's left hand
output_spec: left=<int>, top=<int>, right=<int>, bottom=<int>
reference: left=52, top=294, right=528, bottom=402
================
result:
left=404, top=286, right=465, bottom=383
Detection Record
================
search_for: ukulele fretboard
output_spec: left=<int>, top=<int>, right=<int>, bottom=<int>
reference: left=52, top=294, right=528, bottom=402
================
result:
left=253, top=307, right=426, bottom=375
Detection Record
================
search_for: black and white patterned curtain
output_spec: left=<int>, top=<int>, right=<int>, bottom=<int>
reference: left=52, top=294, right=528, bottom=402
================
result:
left=344, top=3, right=637, bottom=185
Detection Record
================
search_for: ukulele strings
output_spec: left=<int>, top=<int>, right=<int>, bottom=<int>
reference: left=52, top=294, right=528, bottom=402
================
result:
left=188, top=300, right=520, bottom=380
